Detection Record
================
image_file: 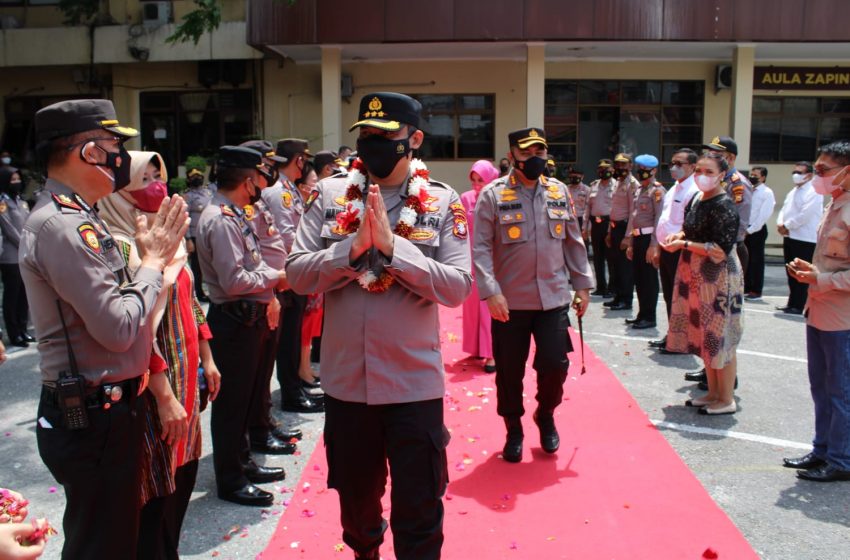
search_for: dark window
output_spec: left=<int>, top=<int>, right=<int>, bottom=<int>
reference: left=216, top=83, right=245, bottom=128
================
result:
left=412, top=94, right=495, bottom=160
left=140, top=90, right=255, bottom=178
left=751, top=96, right=850, bottom=162
left=545, top=80, right=704, bottom=183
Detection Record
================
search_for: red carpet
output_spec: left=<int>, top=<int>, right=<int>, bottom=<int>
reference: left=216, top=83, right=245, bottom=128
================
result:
left=262, top=307, right=758, bottom=559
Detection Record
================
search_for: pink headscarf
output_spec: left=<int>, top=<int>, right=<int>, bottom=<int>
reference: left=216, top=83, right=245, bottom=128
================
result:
left=469, top=160, right=499, bottom=191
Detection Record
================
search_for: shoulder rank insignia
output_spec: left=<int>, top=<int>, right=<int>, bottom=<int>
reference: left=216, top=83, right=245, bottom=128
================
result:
left=449, top=201, right=468, bottom=239
left=305, top=190, right=319, bottom=211
left=220, top=204, right=236, bottom=217
left=499, top=187, right=518, bottom=203
left=731, top=184, right=744, bottom=203
left=282, top=191, right=293, bottom=209
left=0, top=201, right=6, bottom=214
left=547, top=185, right=565, bottom=201
left=52, top=193, right=83, bottom=212
left=243, top=205, right=256, bottom=221
left=77, top=223, right=102, bottom=254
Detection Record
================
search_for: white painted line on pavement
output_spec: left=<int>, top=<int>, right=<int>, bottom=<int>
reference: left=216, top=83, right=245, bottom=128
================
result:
left=744, top=306, right=805, bottom=318
left=584, top=331, right=807, bottom=363
left=651, top=419, right=811, bottom=450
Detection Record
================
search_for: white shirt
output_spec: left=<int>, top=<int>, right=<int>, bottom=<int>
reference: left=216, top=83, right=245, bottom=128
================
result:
left=776, top=180, right=824, bottom=243
left=747, top=183, right=776, bottom=234
left=655, top=174, right=699, bottom=244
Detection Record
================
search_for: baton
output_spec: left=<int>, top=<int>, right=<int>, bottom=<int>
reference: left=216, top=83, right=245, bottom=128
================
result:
left=572, top=295, right=587, bottom=375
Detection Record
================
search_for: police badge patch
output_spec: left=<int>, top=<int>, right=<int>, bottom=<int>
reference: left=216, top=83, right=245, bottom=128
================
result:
left=449, top=201, right=468, bottom=239
left=77, top=223, right=102, bottom=255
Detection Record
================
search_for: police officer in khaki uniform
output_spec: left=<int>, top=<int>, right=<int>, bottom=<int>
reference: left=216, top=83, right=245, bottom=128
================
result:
left=195, top=146, right=289, bottom=507
left=566, top=166, right=591, bottom=232
left=584, top=159, right=615, bottom=297
left=606, top=153, right=640, bottom=310
left=239, top=140, right=302, bottom=455
left=0, top=166, right=32, bottom=347
left=21, top=99, right=188, bottom=559
left=623, top=154, right=666, bottom=329
left=184, top=165, right=213, bottom=301
left=262, top=139, right=324, bottom=413
left=473, top=127, right=593, bottom=464
left=287, top=92, right=472, bottom=560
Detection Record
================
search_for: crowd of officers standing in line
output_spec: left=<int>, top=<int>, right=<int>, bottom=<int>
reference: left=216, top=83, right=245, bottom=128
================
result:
left=4, top=90, right=847, bottom=560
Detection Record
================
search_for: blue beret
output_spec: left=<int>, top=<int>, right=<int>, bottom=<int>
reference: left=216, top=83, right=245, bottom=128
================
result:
left=635, top=154, right=659, bottom=168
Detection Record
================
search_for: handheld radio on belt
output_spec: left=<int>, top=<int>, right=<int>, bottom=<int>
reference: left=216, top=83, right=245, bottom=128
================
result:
left=55, top=300, right=89, bottom=429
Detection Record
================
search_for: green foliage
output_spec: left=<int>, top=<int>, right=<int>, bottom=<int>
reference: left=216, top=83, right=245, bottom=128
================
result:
left=58, top=0, right=101, bottom=25
left=169, top=177, right=188, bottom=194
left=166, top=0, right=222, bottom=46
left=184, top=155, right=208, bottom=173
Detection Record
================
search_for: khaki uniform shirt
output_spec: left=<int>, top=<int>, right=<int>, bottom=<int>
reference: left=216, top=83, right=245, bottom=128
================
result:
left=19, top=180, right=162, bottom=386
left=184, top=185, right=213, bottom=238
left=0, top=193, right=29, bottom=264
left=473, top=173, right=594, bottom=311
left=196, top=192, right=278, bottom=304
left=583, top=178, right=615, bottom=235
left=261, top=179, right=303, bottom=253
left=246, top=200, right=287, bottom=270
left=286, top=172, right=472, bottom=405
left=625, top=182, right=667, bottom=248
left=723, top=168, right=753, bottom=243
left=610, top=175, right=639, bottom=222
left=568, top=182, right=591, bottom=218
left=806, top=189, right=850, bottom=331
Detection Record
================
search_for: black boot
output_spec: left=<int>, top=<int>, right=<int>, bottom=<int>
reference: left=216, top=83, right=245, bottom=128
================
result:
left=534, top=411, right=560, bottom=454
left=502, top=417, right=523, bottom=463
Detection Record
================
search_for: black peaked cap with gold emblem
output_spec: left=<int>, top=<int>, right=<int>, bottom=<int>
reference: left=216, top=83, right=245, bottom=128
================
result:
left=703, top=135, right=738, bottom=155
left=35, top=99, right=139, bottom=143
left=350, top=92, right=422, bottom=132
left=217, top=146, right=264, bottom=170
left=508, top=127, right=548, bottom=150
left=275, top=138, right=312, bottom=161
left=241, top=139, right=287, bottom=164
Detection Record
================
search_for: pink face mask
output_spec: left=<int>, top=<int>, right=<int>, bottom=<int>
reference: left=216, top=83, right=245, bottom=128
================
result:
left=129, top=181, right=168, bottom=213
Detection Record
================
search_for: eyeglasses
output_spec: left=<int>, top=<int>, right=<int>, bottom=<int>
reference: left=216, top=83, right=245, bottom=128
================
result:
left=814, top=165, right=842, bottom=177
left=63, top=136, right=122, bottom=151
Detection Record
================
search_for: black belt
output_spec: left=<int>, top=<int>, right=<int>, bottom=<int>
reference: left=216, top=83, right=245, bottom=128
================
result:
left=42, top=376, right=140, bottom=410
left=211, top=300, right=269, bottom=326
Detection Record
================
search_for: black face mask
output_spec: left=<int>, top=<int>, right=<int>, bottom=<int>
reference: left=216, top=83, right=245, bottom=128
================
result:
left=188, top=176, right=204, bottom=188
left=636, top=169, right=654, bottom=182
left=749, top=175, right=760, bottom=185
left=82, top=143, right=132, bottom=191
left=614, top=168, right=630, bottom=180
left=499, top=163, right=510, bottom=175
left=598, top=170, right=613, bottom=180
left=356, top=134, right=411, bottom=179
left=515, top=156, right=547, bottom=181
left=6, top=181, right=23, bottom=197
left=568, top=176, right=582, bottom=185
left=247, top=178, right=263, bottom=205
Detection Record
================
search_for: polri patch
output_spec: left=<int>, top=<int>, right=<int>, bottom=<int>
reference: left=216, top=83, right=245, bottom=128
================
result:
left=78, top=223, right=102, bottom=254
left=449, top=201, right=468, bottom=239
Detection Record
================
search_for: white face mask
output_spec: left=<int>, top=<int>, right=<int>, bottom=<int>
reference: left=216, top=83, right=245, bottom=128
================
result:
left=695, top=174, right=719, bottom=193
left=791, top=173, right=808, bottom=185
left=0, top=157, right=10, bottom=165
left=812, top=174, right=838, bottom=195
left=670, top=165, right=686, bottom=181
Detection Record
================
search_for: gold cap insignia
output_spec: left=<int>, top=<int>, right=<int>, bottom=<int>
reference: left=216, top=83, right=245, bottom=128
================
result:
left=368, top=97, right=383, bottom=112
left=711, top=136, right=720, bottom=144
left=529, top=129, right=539, bottom=138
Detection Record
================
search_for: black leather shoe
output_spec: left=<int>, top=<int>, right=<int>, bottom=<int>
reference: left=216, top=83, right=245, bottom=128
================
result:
left=603, top=291, right=616, bottom=299
left=775, top=305, right=803, bottom=315
left=624, top=317, right=639, bottom=325
left=534, top=411, right=560, bottom=454
left=590, top=290, right=607, bottom=297
left=10, top=336, right=28, bottom=348
left=658, top=347, right=681, bottom=355
left=796, top=463, right=850, bottom=482
left=684, top=369, right=707, bottom=382
left=218, top=484, right=274, bottom=507
left=271, top=426, right=303, bottom=441
left=631, top=319, right=656, bottom=329
left=197, top=294, right=211, bottom=303
left=22, top=333, right=36, bottom=343
left=602, top=299, right=620, bottom=308
left=609, top=302, right=632, bottom=311
left=300, top=378, right=321, bottom=390
left=244, top=462, right=286, bottom=483
left=502, top=417, right=523, bottom=463
left=697, top=376, right=737, bottom=391
left=250, top=434, right=297, bottom=455
left=648, top=337, right=666, bottom=348
left=354, top=549, right=381, bottom=560
left=483, top=364, right=497, bottom=374
left=281, top=393, right=325, bottom=413
left=783, top=452, right=826, bottom=470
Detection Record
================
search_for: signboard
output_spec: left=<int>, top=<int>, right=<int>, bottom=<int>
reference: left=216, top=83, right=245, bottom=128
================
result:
left=754, top=67, right=850, bottom=90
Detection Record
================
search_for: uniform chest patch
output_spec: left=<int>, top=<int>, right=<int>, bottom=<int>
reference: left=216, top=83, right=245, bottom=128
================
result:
left=78, top=223, right=102, bottom=254
left=243, top=205, right=256, bottom=221
left=409, top=229, right=436, bottom=241
left=282, top=191, right=293, bottom=209
left=305, top=190, right=319, bottom=210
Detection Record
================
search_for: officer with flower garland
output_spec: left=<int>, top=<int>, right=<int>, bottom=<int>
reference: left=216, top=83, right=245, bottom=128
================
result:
left=473, top=127, right=593, bottom=464
left=286, top=92, right=472, bottom=560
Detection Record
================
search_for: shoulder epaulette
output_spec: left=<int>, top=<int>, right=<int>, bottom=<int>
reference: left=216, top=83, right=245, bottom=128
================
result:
left=52, top=193, right=83, bottom=212
left=220, top=204, right=236, bottom=217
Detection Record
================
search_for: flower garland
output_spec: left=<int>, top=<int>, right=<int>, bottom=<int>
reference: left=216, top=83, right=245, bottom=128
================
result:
left=335, top=158, right=431, bottom=293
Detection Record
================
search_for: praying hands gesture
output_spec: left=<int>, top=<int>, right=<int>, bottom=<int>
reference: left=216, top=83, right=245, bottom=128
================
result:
left=350, top=185, right=395, bottom=261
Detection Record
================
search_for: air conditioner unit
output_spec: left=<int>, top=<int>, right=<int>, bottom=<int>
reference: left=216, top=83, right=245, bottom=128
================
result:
left=142, top=1, right=171, bottom=27
left=716, top=65, right=733, bottom=90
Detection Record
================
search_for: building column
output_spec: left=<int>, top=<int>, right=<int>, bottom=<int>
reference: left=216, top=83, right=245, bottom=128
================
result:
left=321, top=45, right=342, bottom=152
left=526, top=42, right=545, bottom=127
left=731, top=44, right=756, bottom=169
